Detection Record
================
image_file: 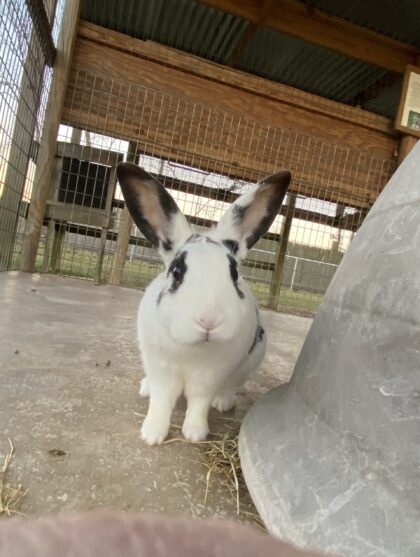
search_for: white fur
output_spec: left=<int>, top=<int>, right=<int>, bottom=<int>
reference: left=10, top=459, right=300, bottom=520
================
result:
left=116, top=164, right=290, bottom=445
left=138, top=241, right=267, bottom=445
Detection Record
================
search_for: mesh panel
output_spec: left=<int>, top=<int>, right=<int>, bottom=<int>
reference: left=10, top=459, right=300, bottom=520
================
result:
left=1, top=3, right=399, bottom=315
left=0, top=0, right=64, bottom=270
left=31, top=68, right=395, bottom=314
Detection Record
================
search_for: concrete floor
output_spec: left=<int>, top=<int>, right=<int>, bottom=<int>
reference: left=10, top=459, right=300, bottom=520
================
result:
left=0, top=271, right=312, bottom=522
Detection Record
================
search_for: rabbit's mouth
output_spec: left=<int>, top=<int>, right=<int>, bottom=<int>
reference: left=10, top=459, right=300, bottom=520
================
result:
left=168, top=322, right=231, bottom=345
left=197, top=330, right=211, bottom=342
left=198, top=330, right=226, bottom=344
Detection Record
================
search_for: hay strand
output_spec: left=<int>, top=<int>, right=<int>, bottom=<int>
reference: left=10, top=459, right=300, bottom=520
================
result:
left=134, top=410, right=264, bottom=529
left=0, top=438, right=27, bottom=517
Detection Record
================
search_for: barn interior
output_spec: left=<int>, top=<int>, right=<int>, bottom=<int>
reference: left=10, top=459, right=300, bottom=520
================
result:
left=0, top=0, right=419, bottom=554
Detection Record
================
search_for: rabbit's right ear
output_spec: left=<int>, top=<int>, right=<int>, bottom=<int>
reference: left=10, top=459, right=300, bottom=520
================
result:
left=214, top=170, right=291, bottom=260
left=117, top=163, right=192, bottom=264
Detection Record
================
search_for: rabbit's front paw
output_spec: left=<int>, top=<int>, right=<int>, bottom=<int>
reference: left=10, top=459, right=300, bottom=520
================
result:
left=139, top=377, right=150, bottom=397
left=212, top=391, right=237, bottom=412
left=141, top=416, right=169, bottom=445
left=182, top=420, right=209, bottom=442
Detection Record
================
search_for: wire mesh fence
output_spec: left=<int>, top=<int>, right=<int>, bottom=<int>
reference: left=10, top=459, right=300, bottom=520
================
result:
left=0, top=0, right=64, bottom=271
left=0, top=2, right=398, bottom=315
left=8, top=61, right=395, bottom=314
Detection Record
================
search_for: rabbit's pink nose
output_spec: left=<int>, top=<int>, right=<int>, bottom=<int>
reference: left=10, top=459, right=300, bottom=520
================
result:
left=196, top=317, right=220, bottom=331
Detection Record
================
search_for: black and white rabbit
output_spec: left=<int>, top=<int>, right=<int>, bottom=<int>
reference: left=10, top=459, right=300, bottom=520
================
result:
left=117, top=163, right=291, bottom=444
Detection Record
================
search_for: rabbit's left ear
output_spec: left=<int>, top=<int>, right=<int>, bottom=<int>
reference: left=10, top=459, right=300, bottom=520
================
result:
left=214, top=170, right=291, bottom=259
left=117, top=163, right=192, bottom=264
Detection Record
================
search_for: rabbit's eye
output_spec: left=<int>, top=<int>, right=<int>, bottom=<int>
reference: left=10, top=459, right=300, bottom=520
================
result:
left=172, top=266, right=182, bottom=282
left=167, top=251, right=187, bottom=292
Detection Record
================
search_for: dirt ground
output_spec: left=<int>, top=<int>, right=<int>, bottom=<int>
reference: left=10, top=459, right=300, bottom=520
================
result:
left=0, top=271, right=312, bottom=523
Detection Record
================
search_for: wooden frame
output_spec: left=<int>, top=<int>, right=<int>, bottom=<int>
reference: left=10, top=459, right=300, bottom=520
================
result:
left=200, top=0, right=420, bottom=74
left=20, top=0, right=80, bottom=273
left=395, top=65, right=420, bottom=138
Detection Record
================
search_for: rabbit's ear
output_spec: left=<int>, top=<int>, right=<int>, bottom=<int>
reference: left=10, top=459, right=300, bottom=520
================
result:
left=214, top=171, right=291, bottom=259
left=117, top=163, right=192, bottom=263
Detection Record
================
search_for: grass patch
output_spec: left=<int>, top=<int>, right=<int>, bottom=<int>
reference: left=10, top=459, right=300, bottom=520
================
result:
left=277, top=288, right=323, bottom=314
left=249, top=282, right=322, bottom=314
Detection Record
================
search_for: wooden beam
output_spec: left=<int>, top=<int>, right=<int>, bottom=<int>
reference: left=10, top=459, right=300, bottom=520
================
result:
left=397, top=136, right=417, bottom=165
left=227, top=0, right=273, bottom=66
left=56, top=142, right=122, bottom=166
left=78, top=22, right=394, bottom=137
left=227, top=21, right=259, bottom=67
left=108, top=141, right=137, bottom=286
left=268, top=193, right=296, bottom=309
left=20, top=0, right=80, bottom=272
left=198, top=0, right=420, bottom=73
left=352, top=72, right=401, bottom=107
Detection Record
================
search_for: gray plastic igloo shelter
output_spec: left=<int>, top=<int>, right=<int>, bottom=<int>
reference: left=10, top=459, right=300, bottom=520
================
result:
left=239, top=142, right=420, bottom=557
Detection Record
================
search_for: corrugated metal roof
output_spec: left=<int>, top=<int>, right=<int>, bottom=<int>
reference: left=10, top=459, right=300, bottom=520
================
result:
left=81, top=0, right=247, bottom=63
left=237, top=26, right=390, bottom=105
left=300, top=0, right=420, bottom=47
left=80, top=0, right=414, bottom=119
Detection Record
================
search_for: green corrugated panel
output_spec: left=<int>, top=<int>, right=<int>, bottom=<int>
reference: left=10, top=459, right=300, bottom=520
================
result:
left=301, top=0, right=420, bottom=47
left=80, top=0, right=408, bottom=118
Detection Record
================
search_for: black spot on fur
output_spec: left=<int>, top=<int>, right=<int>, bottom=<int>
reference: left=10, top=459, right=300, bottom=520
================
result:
left=161, top=239, right=172, bottom=252
left=233, top=203, right=248, bottom=223
left=248, top=324, right=265, bottom=354
left=116, top=163, right=179, bottom=249
left=168, top=251, right=187, bottom=293
left=246, top=213, right=274, bottom=249
left=157, top=290, right=165, bottom=305
left=156, top=179, right=179, bottom=219
left=232, top=202, right=275, bottom=249
left=227, top=254, right=244, bottom=299
left=223, top=239, right=239, bottom=255
left=231, top=174, right=291, bottom=250
left=128, top=209, right=159, bottom=248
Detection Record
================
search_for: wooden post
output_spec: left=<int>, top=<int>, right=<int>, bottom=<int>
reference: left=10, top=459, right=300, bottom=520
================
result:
left=268, top=193, right=296, bottom=309
left=96, top=163, right=119, bottom=283
left=20, top=0, right=80, bottom=272
left=50, top=223, right=66, bottom=271
left=71, top=127, right=82, bottom=144
left=398, top=135, right=417, bottom=165
left=330, top=204, right=345, bottom=263
left=41, top=154, right=62, bottom=271
left=108, top=142, right=138, bottom=286
left=41, top=218, right=55, bottom=272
